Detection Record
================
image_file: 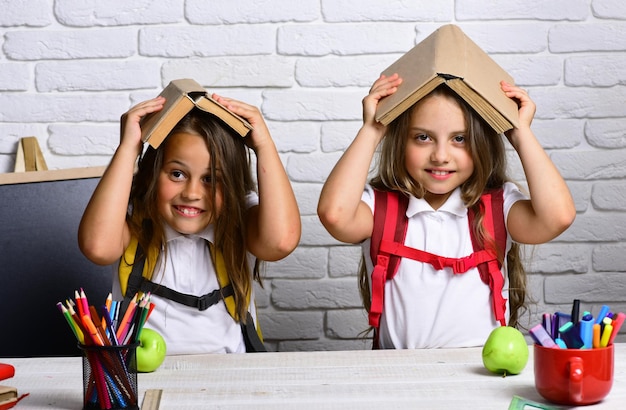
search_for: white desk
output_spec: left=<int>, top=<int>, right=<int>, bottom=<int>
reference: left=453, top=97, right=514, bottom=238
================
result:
left=3, top=345, right=625, bottom=409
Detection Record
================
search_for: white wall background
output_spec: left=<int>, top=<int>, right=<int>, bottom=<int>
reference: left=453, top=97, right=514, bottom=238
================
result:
left=1, top=0, right=626, bottom=351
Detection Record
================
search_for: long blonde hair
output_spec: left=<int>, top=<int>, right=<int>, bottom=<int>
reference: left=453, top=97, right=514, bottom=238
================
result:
left=128, top=109, right=260, bottom=321
left=360, top=85, right=527, bottom=328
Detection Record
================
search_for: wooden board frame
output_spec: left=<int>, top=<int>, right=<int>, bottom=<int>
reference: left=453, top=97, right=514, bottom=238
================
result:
left=0, top=166, right=113, bottom=357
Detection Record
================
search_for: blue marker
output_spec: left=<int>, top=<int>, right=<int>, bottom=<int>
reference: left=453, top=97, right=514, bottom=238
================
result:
left=595, top=305, right=610, bottom=325
left=579, top=314, right=594, bottom=349
left=559, top=321, right=584, bottom=349
left=554, top=338, right=567, bottom=349
left=554, top=312, right=571, bottom=339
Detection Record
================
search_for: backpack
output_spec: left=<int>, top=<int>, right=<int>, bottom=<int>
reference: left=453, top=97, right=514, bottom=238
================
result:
left=118, top=236, right=266, bottom=352
left=369, top=189, right=508, bottom=344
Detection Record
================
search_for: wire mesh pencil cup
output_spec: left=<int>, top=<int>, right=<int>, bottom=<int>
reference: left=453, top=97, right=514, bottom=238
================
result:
left=79, top=342, right=139, bottom=410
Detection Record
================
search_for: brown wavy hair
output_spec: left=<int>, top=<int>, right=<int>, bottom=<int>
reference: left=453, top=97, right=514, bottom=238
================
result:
left=360, top=84, right=527, bottom=328
left=127, top=109, right=260, bottom=321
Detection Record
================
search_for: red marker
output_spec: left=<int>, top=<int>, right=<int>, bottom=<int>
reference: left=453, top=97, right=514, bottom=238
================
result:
left=608, top=312, right=625, bottom=345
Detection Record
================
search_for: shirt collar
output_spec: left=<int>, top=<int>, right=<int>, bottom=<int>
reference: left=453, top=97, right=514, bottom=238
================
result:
left=406, top=187, right=467, bottom=218
left=164, top=223, right=215, bottom=243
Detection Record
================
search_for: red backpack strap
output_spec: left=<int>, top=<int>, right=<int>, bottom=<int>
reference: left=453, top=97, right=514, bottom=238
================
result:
left=369, top=190, right=409, bottom=329
left=371, top=190, right=409, bottom=274
left=468, top=189, right=507, bottom=326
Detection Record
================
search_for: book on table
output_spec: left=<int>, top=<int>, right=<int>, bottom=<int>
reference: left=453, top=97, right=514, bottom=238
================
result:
left=375, top=24, right=519, bottom=134
left=0, top=363, right=17, bottom=409
left=140, top=78, right=253, bottom=148
left=0, top=385, right=18, bottom=409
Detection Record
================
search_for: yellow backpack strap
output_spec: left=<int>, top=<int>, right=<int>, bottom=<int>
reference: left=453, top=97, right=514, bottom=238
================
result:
left=211, top=244, right=264, bottom=346
left=120, top=238, right=265, bottom=351
left=118, top=236, right=158, bottom=297
left=212, top=246, right=240, bottom=321
left=118, top=236, right=139, bottom=297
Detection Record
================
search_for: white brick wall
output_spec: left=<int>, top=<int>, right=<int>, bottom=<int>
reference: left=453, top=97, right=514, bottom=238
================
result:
left=1, top=0, right=625, bottom=350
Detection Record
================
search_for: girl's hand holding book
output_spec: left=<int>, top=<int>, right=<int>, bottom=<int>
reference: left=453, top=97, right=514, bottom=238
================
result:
left=211, top=94, right=273, bottom=154
left=120, top=96, right=166, bottom=156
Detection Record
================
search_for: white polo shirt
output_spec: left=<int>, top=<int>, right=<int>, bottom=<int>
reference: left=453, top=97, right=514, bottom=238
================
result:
left=361, top=183, right=526, bottom=349
left=113, top=192, right=259, bottom=355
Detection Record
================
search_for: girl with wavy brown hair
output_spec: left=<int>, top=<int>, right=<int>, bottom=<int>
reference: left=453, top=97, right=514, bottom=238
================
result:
left=79, top=91, right=300, bottom=354
left=318, top=74, right=575, bottom=348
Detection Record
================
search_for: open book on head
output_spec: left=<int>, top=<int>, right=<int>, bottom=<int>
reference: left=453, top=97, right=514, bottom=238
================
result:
left=140, top=79, right=253, bottom=148
left=375, top=24, right=519, bottom=134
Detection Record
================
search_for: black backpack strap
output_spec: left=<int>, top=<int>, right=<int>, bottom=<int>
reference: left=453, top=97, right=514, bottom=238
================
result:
left=241, top=312, right=267, bottom=352
left=123, top=243, right=267, bottom=352
left=120, top=246, right=148, bottom=316
left=143, top=279, right=235, bottom=311
left=123, top=244, right=233, bottom=311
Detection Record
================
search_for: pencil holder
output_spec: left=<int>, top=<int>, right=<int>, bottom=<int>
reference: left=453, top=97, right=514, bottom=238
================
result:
left=79, top=343, right=139, bottom=410
left=534, top=343, right=614, bottom=405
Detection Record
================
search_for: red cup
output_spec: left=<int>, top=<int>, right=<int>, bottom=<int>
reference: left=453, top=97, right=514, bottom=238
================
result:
left=534, top=344, right=613, bottom=405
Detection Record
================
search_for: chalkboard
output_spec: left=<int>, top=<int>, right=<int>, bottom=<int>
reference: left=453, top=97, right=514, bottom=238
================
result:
left=0, top=167, right=113, bottom=357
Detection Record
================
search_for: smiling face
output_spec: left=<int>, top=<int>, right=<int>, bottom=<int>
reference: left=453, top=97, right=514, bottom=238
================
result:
left=404, top=92, right=474, bottom=209
left=156, top=132, right=222, bottom=235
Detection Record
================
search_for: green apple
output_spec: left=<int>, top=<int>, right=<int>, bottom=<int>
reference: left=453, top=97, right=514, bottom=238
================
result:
left=482, top=326, right=528, bottom=376
left=136, top=328, right=167, bottom=373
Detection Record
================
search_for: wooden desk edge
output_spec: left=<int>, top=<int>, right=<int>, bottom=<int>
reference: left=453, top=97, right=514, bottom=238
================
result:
left=0, top=166, right=106, bottom=185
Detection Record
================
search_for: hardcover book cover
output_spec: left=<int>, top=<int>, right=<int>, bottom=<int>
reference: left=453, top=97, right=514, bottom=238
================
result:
left=375, top=24, right=519, bottom=134
left=140, top=79, right=253, bottom=148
